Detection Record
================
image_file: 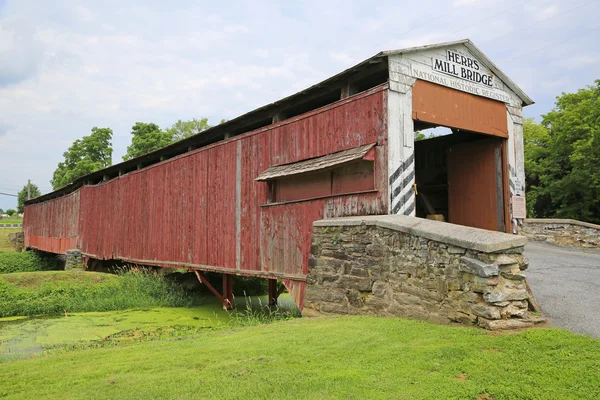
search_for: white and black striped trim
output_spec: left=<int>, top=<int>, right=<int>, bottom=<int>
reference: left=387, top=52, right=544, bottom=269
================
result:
left=389, top=154, right=415, bottom=215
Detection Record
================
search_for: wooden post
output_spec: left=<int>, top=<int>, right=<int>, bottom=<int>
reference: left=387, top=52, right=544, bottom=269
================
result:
left=27, top=179, right=31, bottom=200
left=268, top=279, right=278, bottom=306
left=222, top=274, right=233, bottom=310
left=272, top=112, right=285, bottom=124
left=340, top=83, right=356, bottom=99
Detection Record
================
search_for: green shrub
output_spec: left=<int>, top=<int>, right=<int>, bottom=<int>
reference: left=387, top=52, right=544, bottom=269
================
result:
left=0, top=251, right=62, bottom=274
left=0, top=269, right=203, bottom=317
left=227, top=295, right=299, bottom=327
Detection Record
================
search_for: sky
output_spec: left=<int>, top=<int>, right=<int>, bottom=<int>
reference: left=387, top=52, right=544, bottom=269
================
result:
left=0, top=0, right=598, bottom=210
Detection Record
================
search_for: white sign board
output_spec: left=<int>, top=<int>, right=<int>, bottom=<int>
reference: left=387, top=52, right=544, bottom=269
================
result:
left=512, top=195, right=526, bottom=219
left=404, top=46, right=514, bottom=104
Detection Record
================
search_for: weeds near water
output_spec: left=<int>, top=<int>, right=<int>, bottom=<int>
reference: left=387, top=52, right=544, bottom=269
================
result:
left=0, top=251, right=61, bottom=274
left=227, top=294, right=299, bottom=327
left=0, top=268, right=203, bottom=317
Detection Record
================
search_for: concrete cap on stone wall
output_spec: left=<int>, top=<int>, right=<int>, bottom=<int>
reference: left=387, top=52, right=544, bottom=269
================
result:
left=524, top=218, right=600, bottom=230
left=314, top=215, right=527, bottom=253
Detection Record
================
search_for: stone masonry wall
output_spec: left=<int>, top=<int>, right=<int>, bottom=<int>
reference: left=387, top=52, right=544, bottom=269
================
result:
left=8, top=231, right=24, bottom=252
left=522, top=219, right=600, bottom=248
left=305, top=223, right=545, bottom=330
left=65, top=249, right=82, bottom=270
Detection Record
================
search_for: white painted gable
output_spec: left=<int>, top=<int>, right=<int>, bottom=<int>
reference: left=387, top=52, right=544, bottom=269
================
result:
left=383, top=40, right=530, bottom=107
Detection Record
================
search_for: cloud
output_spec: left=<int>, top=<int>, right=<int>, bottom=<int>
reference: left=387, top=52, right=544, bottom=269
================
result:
left=452, top=0, right=479, bottom=6
left=537, top=4, right=559, bottom=20
left=0, top=16, right=43, bottom=85
left=0, top=0, right=598, bottom=199
left=328, top=51, right=357, bottom=65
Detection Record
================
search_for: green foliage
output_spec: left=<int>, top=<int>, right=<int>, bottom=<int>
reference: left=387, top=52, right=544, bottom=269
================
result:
left=0, top=251, right=61, bottom=274
left=5, top=209, right=16, bottom=217
left=17, top=183, right=41, bottom=213
left=51, top=127, right=113, bottom=190
left=1, top=317, right=600, bottom=399
left=164, top=118, right=211, bottom=142
left=123, top=122, right=173, bottom=161
left=524, top=80, right=600, bottom=222
left=415, top=130, right=437, bottom=141
left=227, top=295, right=298, bottom=327
left=0, top=269, right=202, bottom=317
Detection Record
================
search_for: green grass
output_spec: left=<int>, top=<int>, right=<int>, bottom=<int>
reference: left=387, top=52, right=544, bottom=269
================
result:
left=0, top=229, right=20, bottom=252
left=0, top=251, right=62, bottom=274
left=1, top=317, right=599, bottom=399
left=0, top=217, right=22, bottom=225
left=0, top=270, right=203, bottom=317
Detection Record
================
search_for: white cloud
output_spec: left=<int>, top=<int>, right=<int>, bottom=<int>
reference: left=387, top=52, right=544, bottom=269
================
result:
left=0, top=0, right=598, bottom=210
left=452, top=0, right=479, bottom=6
left=537, top=4, right=559, bottom=20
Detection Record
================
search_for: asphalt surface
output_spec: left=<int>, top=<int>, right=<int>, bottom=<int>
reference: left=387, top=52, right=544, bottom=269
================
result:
left=525, top=241, right=600, bottom=338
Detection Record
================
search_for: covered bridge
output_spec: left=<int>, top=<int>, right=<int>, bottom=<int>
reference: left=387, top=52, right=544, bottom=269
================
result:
left=23, top=39, right=533, bottom=311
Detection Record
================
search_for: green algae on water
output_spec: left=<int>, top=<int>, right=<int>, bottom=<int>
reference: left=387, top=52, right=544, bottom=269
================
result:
left=0, top=304, right=229, bottom=359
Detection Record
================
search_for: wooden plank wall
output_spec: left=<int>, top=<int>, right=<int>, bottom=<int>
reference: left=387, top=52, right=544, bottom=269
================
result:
left=23, top=85, right=389, bottom=308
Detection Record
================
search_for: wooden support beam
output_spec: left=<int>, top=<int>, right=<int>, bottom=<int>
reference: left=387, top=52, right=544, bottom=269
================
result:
left=277, top=284, right=286, bottom=297
left=340, top=83, right=356, bottom=99
left=272, top=112, right=286, bottom=123
left=194, top=271, right=224, bottom=303
left=268, top=279, right=278, bottom=306
left=222, top=274, right=233, bottom=309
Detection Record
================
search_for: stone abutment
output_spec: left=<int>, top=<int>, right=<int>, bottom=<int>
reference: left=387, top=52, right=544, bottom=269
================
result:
left=304, top=215, right=545, bottom=330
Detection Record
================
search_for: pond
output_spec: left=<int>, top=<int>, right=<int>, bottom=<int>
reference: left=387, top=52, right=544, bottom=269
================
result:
left=0, top=295, right=298, bottom=360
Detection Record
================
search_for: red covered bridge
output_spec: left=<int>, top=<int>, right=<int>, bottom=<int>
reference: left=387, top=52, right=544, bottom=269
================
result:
left=23, top=40, right=533, bottom=310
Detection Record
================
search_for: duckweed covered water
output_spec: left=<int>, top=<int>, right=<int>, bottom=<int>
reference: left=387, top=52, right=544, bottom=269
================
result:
left=0, top=294, right=299, bottom=360
left=0, top=302, right=228, bottom=359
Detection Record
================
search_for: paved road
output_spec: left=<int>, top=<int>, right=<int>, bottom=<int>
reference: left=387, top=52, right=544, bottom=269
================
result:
left=525, top=241, right=600, bottom=338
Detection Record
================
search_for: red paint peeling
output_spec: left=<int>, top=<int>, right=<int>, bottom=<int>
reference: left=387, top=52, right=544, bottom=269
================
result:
left=23, top=86, right=389, bottom=309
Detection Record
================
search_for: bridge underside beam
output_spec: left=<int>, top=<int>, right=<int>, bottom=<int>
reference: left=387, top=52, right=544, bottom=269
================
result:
left=194, top=271, right=233, bottom=310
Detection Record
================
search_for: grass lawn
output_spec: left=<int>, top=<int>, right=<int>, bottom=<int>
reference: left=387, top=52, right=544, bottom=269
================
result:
left=0, top=228, right=20, bottom=252
left=0, top=217, right=22, bottom=225
left=1, top=316, right=599, bottom=399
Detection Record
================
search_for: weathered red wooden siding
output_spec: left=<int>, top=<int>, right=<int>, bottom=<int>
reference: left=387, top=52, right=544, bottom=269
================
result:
left=23, top=85, right=389, bottom=308
left=23, top=191, right=80, bottom=253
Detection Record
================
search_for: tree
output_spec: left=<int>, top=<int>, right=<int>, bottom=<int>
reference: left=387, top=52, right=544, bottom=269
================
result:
left=51, top=127, right=113, bottom=190
left=524, top=80, right=600, bottom=223
left=415, top=131, right=437, bottom=141
left=165, top=118, right=211, bottom=142
left=0, top=208, right=3, bottom=214
left=523, top=118, right=551, bottom=217
left=17, top=183, right=41, bottom=213
left=123, top=122, right=173, bottom=161
left=5, top=209, right=16, bottom=216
